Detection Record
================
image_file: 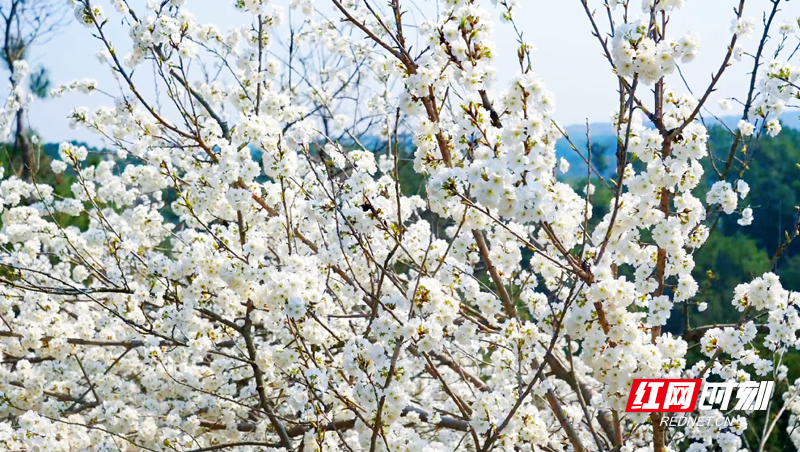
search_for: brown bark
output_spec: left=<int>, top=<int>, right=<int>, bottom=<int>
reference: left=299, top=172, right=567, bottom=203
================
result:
left=14, top=107, right=33, bottom=180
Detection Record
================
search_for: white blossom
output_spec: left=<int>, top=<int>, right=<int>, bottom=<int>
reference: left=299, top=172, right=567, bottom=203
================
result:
left=0, top=2, right=794, bottom=452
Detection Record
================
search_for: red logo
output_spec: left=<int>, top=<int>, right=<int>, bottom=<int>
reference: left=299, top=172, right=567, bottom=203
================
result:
left=625, top=379, right=702, bottom=412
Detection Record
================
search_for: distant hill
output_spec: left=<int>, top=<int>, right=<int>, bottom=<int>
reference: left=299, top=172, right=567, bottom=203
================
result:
left=555, top=113, right=800, bottom=178
left=38, top=113, right=800, bottom=182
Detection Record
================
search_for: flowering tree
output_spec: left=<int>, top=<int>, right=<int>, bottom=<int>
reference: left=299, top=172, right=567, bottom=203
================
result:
left=1, top=0, right=800, bottom=451
left=0, top=0, right=68, bottom=180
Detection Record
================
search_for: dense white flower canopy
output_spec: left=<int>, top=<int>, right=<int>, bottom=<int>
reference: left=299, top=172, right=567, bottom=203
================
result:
left=0, top=0, right=800, bottom=452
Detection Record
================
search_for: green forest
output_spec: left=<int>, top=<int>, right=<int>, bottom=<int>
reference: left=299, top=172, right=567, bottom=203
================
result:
left=581, top=127, right=800, bottom=326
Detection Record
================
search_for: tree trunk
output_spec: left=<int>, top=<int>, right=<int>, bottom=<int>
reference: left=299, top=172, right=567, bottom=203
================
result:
left=15, top=107, right=32, bottom=180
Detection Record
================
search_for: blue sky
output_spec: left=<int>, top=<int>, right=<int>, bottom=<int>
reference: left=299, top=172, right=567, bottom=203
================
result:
left=13, top=0, right=800, bottom=145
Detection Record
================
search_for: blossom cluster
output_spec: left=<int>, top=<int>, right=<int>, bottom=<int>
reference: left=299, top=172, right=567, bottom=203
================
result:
left=0, top=1, right=798, bottom=452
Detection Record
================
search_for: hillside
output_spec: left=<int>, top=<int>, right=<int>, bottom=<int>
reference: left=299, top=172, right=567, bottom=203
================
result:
left=555, top=113, right=800, bottom=178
